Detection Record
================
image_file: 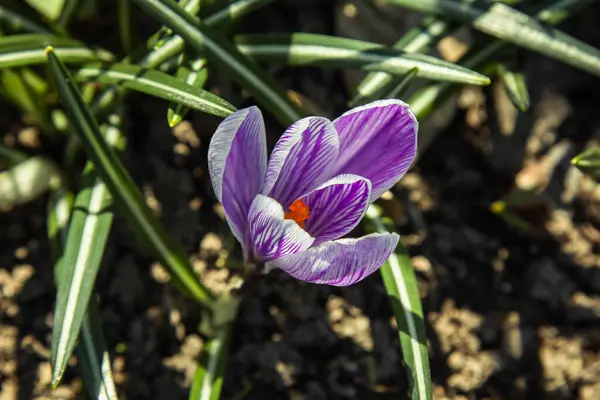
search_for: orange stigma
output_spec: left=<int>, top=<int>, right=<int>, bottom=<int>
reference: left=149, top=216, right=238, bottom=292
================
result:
left=284, top=199, right=310, bottom=229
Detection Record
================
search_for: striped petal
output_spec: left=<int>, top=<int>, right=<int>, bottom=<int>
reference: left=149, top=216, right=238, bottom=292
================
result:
left=267, top=233, right=399, bottom=286
left=248, top=195, right=314, bottom=261
left=263, top=117, right=339, bottom=208
left=300, top=174, right=371, bottom=245
left=331, top=99, right=417, bottom=201
left=208, top=107, right=267, bottom=248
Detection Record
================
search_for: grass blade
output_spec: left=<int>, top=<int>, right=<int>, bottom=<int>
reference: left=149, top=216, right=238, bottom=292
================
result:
left=387, top=0, right=600, bottom=78
left=408, top=0, right=590, bottom=131
left=47, top=187, right=74, bottom=260
left=235, top=33, right=490, bottom=86
left=150, top=0, right=201, bottom=50
left=46, top=47, right=216, bottom=309
left=132, top=0, right=302, bottom=125
left=0, top=34, right=113, bottom=69
left=572, top=147, right=600, bottom=180
left=496, top=62, right=529, bottom=112
left=56, top=0, right=81, bottom=31
left=200, top=0, right=274, bottom=31
left=50, top=118, right=121, bottom=386
left=139, top=0, right=276, bottom=68
left=385, top=68, right=419, bottom=100
left=118, top=0, right=134, bottom=54
left=364, top=205, right=431, bottom=400
left=77, top=297, right=119, bottom=400
left=75, top=62, right=234, bottom=118
left=189, top=324, right=234, bottom=400
left=0, top=0, right=55, bottom=34
left=48, top=188, right=119, bottom=399
left=167, top=58, right=209, bottom=126
left=351, top=67, right=419, bottom=107
left=350, top=17, right=453, bottom=107
left=26, top=0, right=65, bottom=21
left=0, top=68, right=51, bottom=130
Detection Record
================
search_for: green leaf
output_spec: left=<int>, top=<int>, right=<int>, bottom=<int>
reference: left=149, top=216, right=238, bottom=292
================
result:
left=234, top=33, right=490, bottom=86
left=350, top=17, right=453, bottom=107
left=496, top=62, right=529, bottom=112
left=148, top=0, right=207, bottom=126
left=386, top=0, right=600, bottom=78
left=46, top=48, right=215, bottom=312
left=200, top=0, right=275, bottom=31
left=189, top=324, right=234, bottom=400
left=364, top=205, right=431, bottom=400
left=150, top=0, right=201, bottom=50
left=135, top=0, right=275, bottom=68
left=75, top=62, right=235, bottom=118
left=50, top=119, right=119, bottom=386
left=572, top=147, right=600, bottom=180
left=167, top=58, right=209, bottom=127
left=408, top=0, right=590, bottom=122
left=56, top=0, right=81, bottom=30
left=0, top=68, right=51, bottom=129
left=47, top=188, right=119, bottom=399
left=132, top=0, right=301, bottom=125
left=118, top=0, right=133, bottom=54
left=385, top=68, right=419, bottom=100
left=26, top=0, right=65, bottom=21
left=77, top=296, right=119, bottom=400
left=0, top=0, right=55, bottom=34
left=351, top=68, right=419, bottom=108
left=0, top=34, right=113, bottom=69
left=47, top=187, right=74, bottom=261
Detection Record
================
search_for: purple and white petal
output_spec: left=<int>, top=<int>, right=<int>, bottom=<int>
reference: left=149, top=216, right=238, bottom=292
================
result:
left=248, top=195, right=314, bottom=261
left=263, top=117, right=339, bottom=207
left=267, top=232, right=399, bottom=286
left=331, top=99, right=417, bottom=201
left=301, top=174, right=371, bottom=245
left=208, top=107, right=267, bottom=247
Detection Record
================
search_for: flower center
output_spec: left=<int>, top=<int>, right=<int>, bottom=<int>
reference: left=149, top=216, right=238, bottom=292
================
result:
left=284, top=199, right=310, bottom=229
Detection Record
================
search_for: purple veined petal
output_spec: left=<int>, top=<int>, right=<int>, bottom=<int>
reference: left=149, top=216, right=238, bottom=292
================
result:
left=263, top=116, right=339, bottom=208
left=300, top=174, right=371, bottom=246
left=331, top=99, right=418, bottom=202
left=267, top=232, right=399, bottom=286
left=208, top=107, right=267, bottom=248
left=248, top=194, right=314, bottom=261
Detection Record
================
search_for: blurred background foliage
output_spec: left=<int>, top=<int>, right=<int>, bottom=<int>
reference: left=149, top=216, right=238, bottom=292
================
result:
left=1, top=0, right=600, bottom=399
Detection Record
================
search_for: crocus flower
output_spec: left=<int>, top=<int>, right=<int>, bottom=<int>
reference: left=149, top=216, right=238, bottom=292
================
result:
left=208, top=100, right=417, bottom=286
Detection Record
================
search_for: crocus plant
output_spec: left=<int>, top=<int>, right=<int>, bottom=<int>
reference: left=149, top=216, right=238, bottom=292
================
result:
left=208, top=100, right=417, bottom=286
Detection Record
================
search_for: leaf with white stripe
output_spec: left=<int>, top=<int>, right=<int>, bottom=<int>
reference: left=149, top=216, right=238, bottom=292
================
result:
left=387, top=0, right=600, bottom=78
left=0, top=34, right=114, bottom=69
left=74, top=62, right=235, bottom=118
left=48, top=186, right=119, bottom=399
left=364, top=205, right=431, bottom=400
left=496, top=62, right=529, bottom=112
left=0, top=0, right=56, bottom=34
left=46, top=48, right=216, bottom=312
left=50, top=119, right=122, bottom=387
left=234, top=33, right=490, bottom=86
left=406, top=0, right=591, bottom=158
left=349, top=17, right=453, bottom=107
left=132, top=0, right=303, bottom=126
left=76, top=296, right=119, bottom=400
left=189, top=323, right=234, bottom=400
left=166, top=58, right=209, bottom=127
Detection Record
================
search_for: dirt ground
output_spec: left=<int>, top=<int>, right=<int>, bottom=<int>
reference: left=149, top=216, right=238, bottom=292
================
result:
left=2, top=0, right=600, bottom=399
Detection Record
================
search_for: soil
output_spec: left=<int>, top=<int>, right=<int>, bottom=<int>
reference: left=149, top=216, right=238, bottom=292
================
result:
left=2, top=0, right=600, bottom=399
